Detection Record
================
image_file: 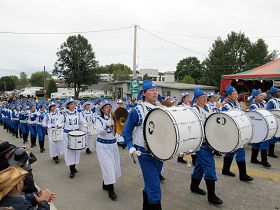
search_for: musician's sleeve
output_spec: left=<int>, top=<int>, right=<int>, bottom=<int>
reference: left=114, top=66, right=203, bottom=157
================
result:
left=249, top=104, right=256, bottom=111
left=221, top=105, right=228, bottom=111
left=266, top=101, right=275, bottom=110
left=95, top=117, right=107, bottom=135
left=122, top=109, right=139, bottom=149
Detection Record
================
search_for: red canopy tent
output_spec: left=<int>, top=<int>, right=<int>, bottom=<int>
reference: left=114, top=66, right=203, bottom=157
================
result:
left=220, top=58, right=280, bottom=93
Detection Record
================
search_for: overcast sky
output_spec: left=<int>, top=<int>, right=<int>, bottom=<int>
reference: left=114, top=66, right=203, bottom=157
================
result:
left=0, top=0, right=279, bottom=77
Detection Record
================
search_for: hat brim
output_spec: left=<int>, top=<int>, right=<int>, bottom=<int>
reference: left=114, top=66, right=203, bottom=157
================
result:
left=95, top=102, right=115, bottom=115
left=63, top=100, right=80, bottom=107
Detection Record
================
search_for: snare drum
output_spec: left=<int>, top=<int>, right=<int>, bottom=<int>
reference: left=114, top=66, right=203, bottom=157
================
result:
left=143, top=106, right=204, bottom=161
left=270, top=110, right=280, bottom=138
left=246, top=110, right=277, bottom=143
left=68, top=130, right=86, bottom=150
left=204, top=110, right=253, bottom=153
left=51, top=128, right=63, bottom=142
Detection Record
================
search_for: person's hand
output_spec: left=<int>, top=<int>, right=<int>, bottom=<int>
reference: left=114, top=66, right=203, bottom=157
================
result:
left=49, top=192, right=56, bottom=202
left=34, top=189, right=52, bottom=202
left=129, top=147, right=136, bottom=155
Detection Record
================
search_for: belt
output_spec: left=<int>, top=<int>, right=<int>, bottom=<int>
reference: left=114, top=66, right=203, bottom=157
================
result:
left=64, top=129, right=79, bottom=133
left=97, top=137, right=116, bottom=144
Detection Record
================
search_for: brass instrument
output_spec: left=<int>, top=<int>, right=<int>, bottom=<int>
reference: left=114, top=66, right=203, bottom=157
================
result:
left=112, top=107, right=129, bottom=135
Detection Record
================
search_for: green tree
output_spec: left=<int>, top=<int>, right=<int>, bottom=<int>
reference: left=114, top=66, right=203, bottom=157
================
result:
left=175, top=57, right=203, bottom=83
left=202, top=31, right=277, bottom=86
left=180, top=75, right=195, bottom=84
left=98, top=63, right=132, bottom=81
left=47, top=79, right=58, bottom=97
left=0, top=76, right=16, bottom=91
left=18, top=72, right=29, bottom=88
left=8, top=76, right=19, bottom=88
left=143, top=73, right=149, bottom=80
left=53, top=34, right=99, bottom=98
left=30, top=71, right=52, bottom=87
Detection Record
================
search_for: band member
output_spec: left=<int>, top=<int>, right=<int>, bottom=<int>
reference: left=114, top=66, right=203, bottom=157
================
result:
left=249, top=89, right=271, bottom=167
left=57, top=98, right=87, bottom=178
left=190, top=88, right=223, bottom=205
left=18, top=104, right=29, bottom=144
left=27, top=104, right=37, bottom=148
left=122, top=80, right=163, bottom=210
left=43, top=102, right=64, bottom=163
left=81, top=101, right=95, bottom=154
left=11, top=104, right=20, bottom=138
left=95, top=101, right=121, bottom=201
left=266, top=86, right=280, bottom=158
left=205, top=92, right=221, bottom=113
left=36, top=104, right=47, bottom=153
left=221, top=85, right=253, bottom=182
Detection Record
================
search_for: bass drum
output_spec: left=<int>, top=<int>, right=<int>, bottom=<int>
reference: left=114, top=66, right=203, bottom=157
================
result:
left=246, top=110, right=277, bottom=143
left=143, top=106, right=203, bottom=161
left=270, top=110, right=280, bottom=138
left=204, top=110, right=253, bottom=153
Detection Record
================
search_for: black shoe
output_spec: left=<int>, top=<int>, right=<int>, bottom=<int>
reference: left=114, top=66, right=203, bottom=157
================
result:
left=260, top=150, right=271, bottom=168
left=122, top=143, right=127, bottom=149
left=159, top=174, right=165, bottom=182
left=40, top=149, right=44, bottom=153
left=222, top=157, right=235, bottom=177
left=74, top=168, right=78, bottom=173
left=268, top=144, right=278, bottom=158
left=237, top=161, right=253, bottom=182
left=103, top=182, right=109, bottom=191
left=142, top=190, right=149, bottom=210
left=190, top=178, right=206, bottom=195
left=177, top=156, right=187, bottom=164
left=148, top=203, right=162, bottom=210
left=86, top=148, right=92, bottom=154
left=108, top=190, right=118, bottom=201
left=205, top=180, right=223, bottom=205
left=251, top=148, right=261, bottom=164
left=214, top=151, right=222, bottom=156
left=43, top=148, right=46, bottom=151
left=70, top=172, right=75, bottom=178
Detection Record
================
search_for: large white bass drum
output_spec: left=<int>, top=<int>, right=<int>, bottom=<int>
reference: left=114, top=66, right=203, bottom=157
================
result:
left=270, top=110, right=280, bottom=138
left=143, top=106, right=203, bottom=161
left=68, top=130, right=86, bottom=150
left=246, top=110, right=277, bottom=143
left=204, top=110, right=253, bottom=153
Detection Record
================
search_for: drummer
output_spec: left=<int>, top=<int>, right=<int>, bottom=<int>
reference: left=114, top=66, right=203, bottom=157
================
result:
left=190, top=88, right=223, bottom=205
left=81, top=101, right=95, bottom=154
left=95, top=100, right=121, bottom=201
left=249, top=89, right=271, bottom=168
left=221, top=85, right=253, bottom=182
left=43, top=102, right=64, bottom=164
left=122, top=80, right=163, bottom=210
left=57, top=98, right=87, bottom=178
left=266, top=86, right=280, bottom=158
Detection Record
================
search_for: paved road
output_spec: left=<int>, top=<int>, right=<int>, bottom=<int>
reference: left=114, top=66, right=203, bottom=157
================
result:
left=1, top=128, right=280, bottom=210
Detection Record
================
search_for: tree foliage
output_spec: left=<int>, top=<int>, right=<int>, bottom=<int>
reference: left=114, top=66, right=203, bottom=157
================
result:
left=30, top=71, right=52, bottom=87
left=47, top=79, right=58, bottom=97
left=175, top=57, right=203, bottom=83
left=18, top=72, right=29, bottom=88
left=97, top=63, right=132, bottom=81
left=179, top=75, right=195, bottom=84
left=53, top=34, right=99, bottom=98
left=0, top=76, right=16, bottom=91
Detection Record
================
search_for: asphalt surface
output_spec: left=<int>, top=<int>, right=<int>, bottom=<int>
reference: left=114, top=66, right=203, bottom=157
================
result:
left=1, top=127, right=280, bottom=210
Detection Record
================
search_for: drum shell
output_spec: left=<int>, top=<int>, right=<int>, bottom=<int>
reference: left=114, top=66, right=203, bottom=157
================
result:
left=143, top=107, right=204, bottom=161
left=68, top=130, right=86, bottom=150
left=270, top=110, right=280, bottom=138
left=51, top=129, right=64, bottom=142
left=204, top=110, right=253, bottom=153
left=246, top=110, right=277, bottom=143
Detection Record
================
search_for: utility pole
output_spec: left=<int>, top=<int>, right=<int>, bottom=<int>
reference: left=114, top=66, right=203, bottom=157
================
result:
left=43, top=66, right=46, bottom=98
left=133, top=25, right=138, bottom=79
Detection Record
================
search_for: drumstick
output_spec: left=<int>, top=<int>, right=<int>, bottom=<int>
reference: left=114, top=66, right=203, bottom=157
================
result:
left=131, top=150, right=142, bottom=164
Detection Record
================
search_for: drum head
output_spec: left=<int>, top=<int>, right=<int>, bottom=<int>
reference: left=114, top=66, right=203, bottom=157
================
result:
left=204, top=113, right=239, bottom=153
left=246, top=111, right=269, bottom=143
left=143, top=108, right=177, bottom=160
left=69, top=130, right=86, bottom=136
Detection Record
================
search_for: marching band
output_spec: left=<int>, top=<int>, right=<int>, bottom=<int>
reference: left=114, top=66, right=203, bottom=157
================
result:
left=0, top=80, right=280, bottom=210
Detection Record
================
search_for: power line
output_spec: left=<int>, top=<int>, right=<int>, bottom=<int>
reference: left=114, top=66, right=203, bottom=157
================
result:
left=0, top=26, right=133, bottom=35
left=139, top=27, right=207, bottom=57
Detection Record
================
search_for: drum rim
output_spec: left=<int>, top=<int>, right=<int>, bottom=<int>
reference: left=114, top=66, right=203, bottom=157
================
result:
left=204, top=111, right=241, bottom=153
left=270, top=110, right=280, bottom=137
left=68, top=130, right=86, bottom=137
left=143, top=107, right=178, bottom=161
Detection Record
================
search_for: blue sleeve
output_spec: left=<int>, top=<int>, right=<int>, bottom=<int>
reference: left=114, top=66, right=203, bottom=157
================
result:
left=122, top=109, right=139, bottom=149
left=249, top=104, right=256, bottom=111
left=266, top=101, right=275, bottom=110
left=221, top=105, right=228, bottom=111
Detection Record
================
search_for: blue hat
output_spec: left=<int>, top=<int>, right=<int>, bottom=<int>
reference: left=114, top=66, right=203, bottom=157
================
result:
left=226, top=85, right=236, bottom=95
left=192, top=88, right=206, bottom=105
left=39, top=103, right=46, bottom=109
left=269, top=86, right=279, bottom=94
left=252, top=89, right=262, bottom=98
left=137, top=80, right=157, bottom=100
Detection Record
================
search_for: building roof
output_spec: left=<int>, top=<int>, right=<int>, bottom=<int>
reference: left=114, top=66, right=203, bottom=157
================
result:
left=113, top=81, right=217, bottom=90
left=222, top=58, right=280, bottom=80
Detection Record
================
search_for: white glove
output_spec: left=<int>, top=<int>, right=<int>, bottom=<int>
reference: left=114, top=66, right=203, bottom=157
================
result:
left=129, top=147, right=136, bottom=155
